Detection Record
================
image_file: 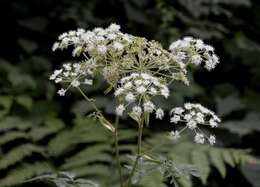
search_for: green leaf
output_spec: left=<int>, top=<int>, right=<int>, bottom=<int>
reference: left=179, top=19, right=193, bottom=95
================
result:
left=209, top=148, right=226, bottom=178
left=191, top=150, right=210, bottom=184
left=222, top=113, right=260, bottom=135
left=15, top=95, right=33, bottom=111
left=0, top=117, right=32, bottom=132
left=222, top=150, right=235, bottom=167
left=177, top=176, right=192, bottom=187
left=18, top=38, right=38, bottom=53
left=0, top=144, right=46, bottom=170
left=0, top=96, right=13, bottom=119
left=30, top=118, right=64, bottom=141
left=216, top=94, right=244, bottom=116
left=8, top=71, right=36, bottom=89
left=0, top=162, right=54, bottom=187
left=0, top=131, right=28, bottom=146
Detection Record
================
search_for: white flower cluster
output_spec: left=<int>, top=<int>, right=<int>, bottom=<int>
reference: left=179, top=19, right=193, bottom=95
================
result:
left=114, top=73, right=169, bottom=120
left=49, top=60, right=96, bottom=96
left=52, top=23, right=132, bottom=57
left=169, top=37, right=220, bottom=70
left=169, top=103, right=221, bottom=145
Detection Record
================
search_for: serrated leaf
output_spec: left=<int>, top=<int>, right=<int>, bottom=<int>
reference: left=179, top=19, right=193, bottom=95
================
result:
left=0, top=144, right=45, bottom=170
left=0, top=131, right=28, bottom=146
left=0, top=162, right=53, bottom=186
left=0, top=96, right=13, bottom=119
left=216, top=94, right=244, bottom=116
left=222, top=150, right=235, bottom=167
left=30, top=118, right=64, bottom=141
left=209, top=148, right=226, bottom=178
left=15, top=95, right=33, bottom=111
left=177, top=176, right=192, bottom=187
left=191, top=150, right=210, bottom=184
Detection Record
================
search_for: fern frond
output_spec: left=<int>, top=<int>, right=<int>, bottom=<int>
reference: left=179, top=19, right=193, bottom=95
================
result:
left=0, top=162, right=54, bottom=187
left=29, top=118, right=65, bottom=141
left=0, top=144, right=46, bottom=170
left=61, top=144, right=112, bottom=170
left=209, top=148, right=227, bottom=178
left=0, top=117, right=32, bottom=132
left=191, top=150, right=210, bottom=185
left=0, top=131, right=28, bottom=146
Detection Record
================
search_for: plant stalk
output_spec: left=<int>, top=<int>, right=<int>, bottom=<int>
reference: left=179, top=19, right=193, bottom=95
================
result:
left=127, top=118, right=144, bottom=186
left=114, top=115, right=123, bottom=187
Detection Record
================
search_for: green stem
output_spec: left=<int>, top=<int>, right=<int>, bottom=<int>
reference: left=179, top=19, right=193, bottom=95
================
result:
left=127, top=118, right=144, bottom=186
left=77, top=87, right=101, bottom=114
left=114, top=115, right=123, bottom=187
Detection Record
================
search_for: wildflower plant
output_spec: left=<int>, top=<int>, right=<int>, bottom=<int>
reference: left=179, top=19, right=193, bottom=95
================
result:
left=49, top=23, right=221, bottom=186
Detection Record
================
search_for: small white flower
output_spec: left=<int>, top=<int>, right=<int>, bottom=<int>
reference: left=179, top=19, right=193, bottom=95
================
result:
left=55, top=77, right=62, bottom=83
left=187, top=120, right=197, bottom=129
left=194, top=133, right=205, bottom=144
left=175, top=52, right=186, bottom=62
left=135, top=80, right=143, bottom=86
left=184, top=103, right=192, bottom=110
left=170, top=107, right=184, bottom=115
left=191, top=55, right=202, bottom=65
left=116, top=104, right=125, bottom=116
left=195, top=39, right=204, bottom=49
left=160, top=86, right=169, bottom=98
left=143, top=101, right=155, bottom=113
left=125, top=93, right=136, bottom=103
left=63, top=72, right=69, bottom=77
left=108, top=23, right=121, bottom=32
left=169, top=131, right=180, bottom=141
left=149, top=87, right=158, bottom=95
left=170, top=115, right=181, bottom=124
left=72, top=46, right=82, bottom=57
left=205, top=45, right=214, bottom=51
left=184, top=114, right=192, bottom=121
left=209, top=118, right=218, bottom=128
left=114, top=88, right=125, bottom=96
left=49, top=69, right=63, bottom=80
left=97, top=45, right=107, bottom=54
left=196, top=114, right=205, bottom=124
left=57, top=88, right=66, bottom=96
left=141, top=73, right=151, bottom=80
left=95, top=36, right=105, bottom=41
left=208, top=135, right=216, bottom=145
left=136, top=86, right=146, bottom=94
left=156, top=108, right=164, bottom=120
left=123, top=82, right=133, bottom=89
left=63, top=63, right=72, bottom=71
left=107, top=33, right=117, bottom=39
left=122, top=34, right=131, bottom=43
left=113, top=42, right=124, bottom=50
left=131, top=106, right=142, bottom=119
left=52, top=42, right=59, bottom=51
left=71, top=80, right=80, bottom=87
left=84, top=79, right=93, bottom=85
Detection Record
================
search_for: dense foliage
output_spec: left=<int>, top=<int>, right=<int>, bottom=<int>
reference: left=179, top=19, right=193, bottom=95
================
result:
left=0, top=0, right=260, bottom=186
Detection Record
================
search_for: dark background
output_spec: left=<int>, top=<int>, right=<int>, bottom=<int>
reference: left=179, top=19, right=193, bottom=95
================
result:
left=0, top=0, right=260, bottom=187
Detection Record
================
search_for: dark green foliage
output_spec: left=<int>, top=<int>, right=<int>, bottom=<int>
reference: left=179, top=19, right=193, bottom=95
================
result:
left=27, top=172, right=100, bottom=187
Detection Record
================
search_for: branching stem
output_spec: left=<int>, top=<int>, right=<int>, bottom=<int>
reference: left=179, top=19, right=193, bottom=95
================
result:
left=114, top=115, right=123, bottom=187
left=127, top=117, right=144, bottom=186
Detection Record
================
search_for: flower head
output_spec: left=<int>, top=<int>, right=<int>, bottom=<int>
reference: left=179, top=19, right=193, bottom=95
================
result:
left=114, top=73, right=169, bottom=120
left=168, top=103, right=220, bottom=145
left=169, top=37, right=220, bottom=71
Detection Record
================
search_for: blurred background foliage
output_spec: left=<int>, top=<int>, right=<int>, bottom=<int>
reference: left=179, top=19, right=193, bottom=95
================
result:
left=0, top=0, right=260, bottom=186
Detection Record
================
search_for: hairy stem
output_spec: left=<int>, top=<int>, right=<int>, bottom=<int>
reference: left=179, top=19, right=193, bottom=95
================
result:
left=127, top=118, right=144, bottom=186
left=77, top=87, right=116, bottom=132
left=114, top=115, right=123, bottom=187
left=77, top=87, right=101, bottom=113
